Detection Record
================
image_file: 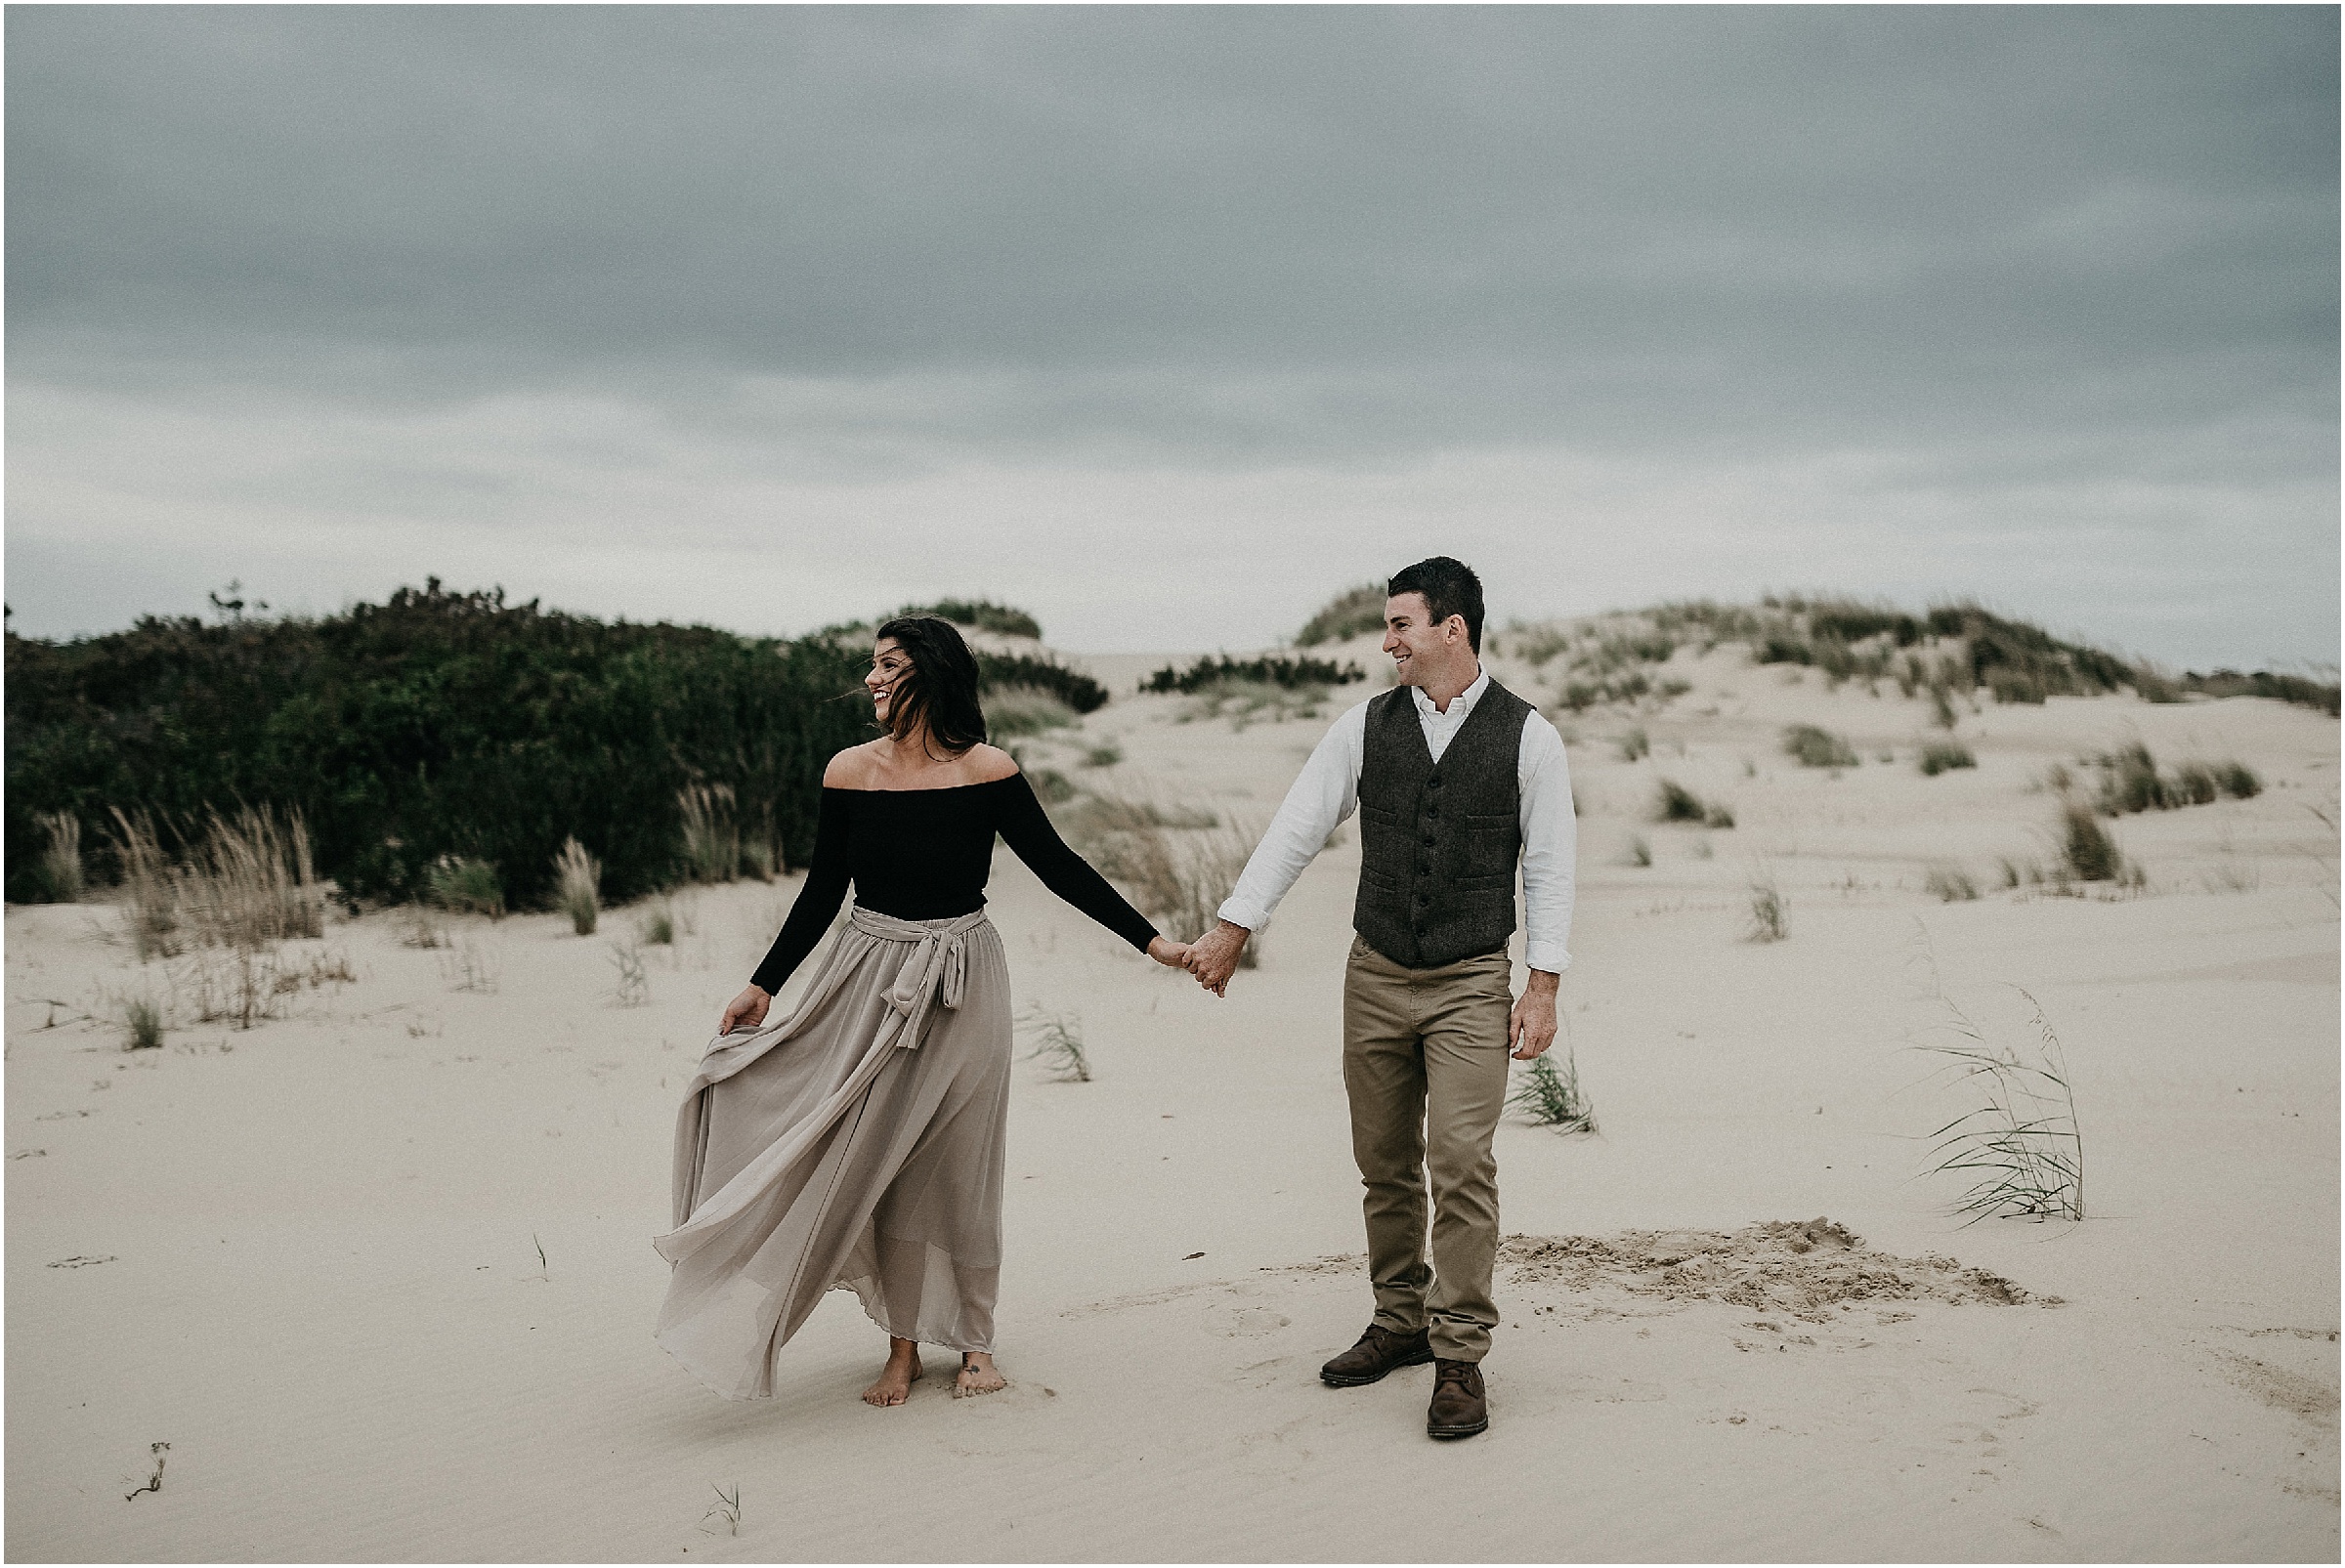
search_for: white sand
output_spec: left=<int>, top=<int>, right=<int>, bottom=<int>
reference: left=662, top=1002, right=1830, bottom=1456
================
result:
left=8, top=642, right=2337, bottom=1561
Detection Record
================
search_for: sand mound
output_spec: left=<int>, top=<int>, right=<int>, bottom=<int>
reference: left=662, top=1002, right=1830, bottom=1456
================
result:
left=1499, top=1217, right=2049, bottom=1322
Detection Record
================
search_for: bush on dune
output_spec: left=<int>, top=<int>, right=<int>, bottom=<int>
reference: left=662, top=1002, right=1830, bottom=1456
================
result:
left=5, top=579, right=874, bottom=908
left=1296, top=583, right=1390, bottom=647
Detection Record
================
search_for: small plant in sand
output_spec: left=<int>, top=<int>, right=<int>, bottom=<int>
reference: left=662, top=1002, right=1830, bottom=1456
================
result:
left=438, top=936, right=501, bottom=996
left=2058, top=802, right=2128, bottom=883
left=33, top=811, right=84, bottom=903
left=1617, top=728, right=1650, bottom=762
left=1922, top=989, right=2085, bottom=1224
left=1918, top=742, right=1976, bottom=776
left=638, top=904, right=676, bottom=946
left=1081, top=742, right=1124, bottom=769
left=121, top=996, right=164, bottom=1051
left=552, top=837, right=602, bottom=936
left=424, top=854, right=504, bottom=919
left=1508, top=1049, right=1596, bottom=1134
left=701, top=1483, right=742, bottom=1538
left=677, top=783, right=741, bottom=884
left=1018, top=1005, right=1089, bottom=1082
left=1746, top=875, right=1788, bottom=942
left=1924, top=865, right=1981, bottom=903
left=1781, top=724, right=1859, bottom=769
left=124, top=1442, right=169, bottom=1503
left=608, top=937, right=650, bottom=1007
left=1626, top=835, right=1652, bottom=869
left=1653, top=780, right=1705, bottom=822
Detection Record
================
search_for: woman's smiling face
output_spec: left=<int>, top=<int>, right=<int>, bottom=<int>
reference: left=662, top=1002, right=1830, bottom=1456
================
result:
left=867, top=638, right=911, bottom=725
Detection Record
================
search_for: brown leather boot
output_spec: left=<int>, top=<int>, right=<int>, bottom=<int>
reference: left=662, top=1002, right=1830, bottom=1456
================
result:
left=1426, top=1358, right=1488, bottom=1438
left=1318, top=1324, right=1433, bottom=1387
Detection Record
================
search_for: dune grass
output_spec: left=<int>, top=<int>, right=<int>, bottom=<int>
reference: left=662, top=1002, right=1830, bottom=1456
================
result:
left=1059, top=789, right=1258, bottom=965
left=1923, top=989, right=2085, bottom=1223
left=1918, top=742, right=1976, bottom=776
left=32, top=811, right=82, bottom=903
left=1924, top=865, right=1982, bottom=902
left=1508, top=1049, right=1596, bottom=1134
left=1618, top=727, right=1651, bottom=762
left=122, top=996, right=164, bottom=1051
left=677, top=783, right=739, bottom=883
left=986, top=686, right=1081, bottom=738
left=1782, top=724, right=1859, bottom=769
left=1018, top=1004, right=1091, bottom=1082
left=1746, top=875, right=1788, bottom=941
left=553, top=837, right=601, bottom=936
left=1296, top=582, right=1390, bottom=647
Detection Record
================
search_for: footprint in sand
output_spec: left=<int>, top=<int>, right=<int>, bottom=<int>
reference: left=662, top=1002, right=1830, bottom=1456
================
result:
left=1205, top=1304, right=1292, bottom=1338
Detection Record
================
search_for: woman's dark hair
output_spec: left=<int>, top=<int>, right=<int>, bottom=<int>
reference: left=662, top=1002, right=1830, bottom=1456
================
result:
left=872, top=615, right=988, bottom=757
left=1386, top=556, right=1485, bottom=653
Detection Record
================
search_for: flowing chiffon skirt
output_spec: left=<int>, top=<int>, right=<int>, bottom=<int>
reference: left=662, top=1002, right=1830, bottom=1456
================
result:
left=654, top=907, right=1011, bottom=1399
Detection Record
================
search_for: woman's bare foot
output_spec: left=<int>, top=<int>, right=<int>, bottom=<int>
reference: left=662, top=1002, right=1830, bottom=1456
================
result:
left=953, top=1351, right=1007, bottom=1398
left=862, top=1338, right=923, bottom=1406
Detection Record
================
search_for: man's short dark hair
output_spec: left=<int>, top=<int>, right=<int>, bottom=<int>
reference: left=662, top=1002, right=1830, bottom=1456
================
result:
left=1386, top=557, right=1485, bottom=653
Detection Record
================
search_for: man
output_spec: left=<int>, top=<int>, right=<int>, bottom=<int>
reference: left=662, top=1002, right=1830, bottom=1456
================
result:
left=1184, top=556, right=1575, bottom=1440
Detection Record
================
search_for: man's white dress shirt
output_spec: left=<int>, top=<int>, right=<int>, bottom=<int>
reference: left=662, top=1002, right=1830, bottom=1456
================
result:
left=1215, top=668, right=1577, bottom=973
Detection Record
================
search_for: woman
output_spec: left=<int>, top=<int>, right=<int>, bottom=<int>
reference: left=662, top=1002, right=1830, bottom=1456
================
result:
left=654, top=615, right=1189, bottom=1404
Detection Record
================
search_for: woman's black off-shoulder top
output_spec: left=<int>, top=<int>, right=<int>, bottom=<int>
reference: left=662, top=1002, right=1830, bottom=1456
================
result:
left=748, top=773, right=1159, bottom=994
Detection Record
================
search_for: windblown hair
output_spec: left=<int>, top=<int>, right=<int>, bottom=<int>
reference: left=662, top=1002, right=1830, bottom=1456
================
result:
left=1387, top=556, right=1486, bottom=653
left=873, top=615, right=989, bottom=757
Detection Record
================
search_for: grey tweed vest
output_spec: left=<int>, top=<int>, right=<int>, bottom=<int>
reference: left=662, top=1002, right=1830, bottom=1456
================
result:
left=1352, top=678, right=1533, bottom=969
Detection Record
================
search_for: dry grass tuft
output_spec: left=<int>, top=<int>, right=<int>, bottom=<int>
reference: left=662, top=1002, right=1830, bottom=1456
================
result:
left=1924, top=865, right=1981, bottom=903
left=553, top=837, right=602, bottom=935
left=1509, top=1049, right=1596, bottom=1133
left=1018, top=1004, right=1091, bottom=1082
left=1746, top=875, right=1788, bottom=941
left=1921, top=988, right=2085, bottom=1223
left=1059, top=789, right=1259, bottom=963
left=1782, top=725, right=1859, bottom=769
left=107, top=805, right=324, bottom=956
left=678, top=783, right=740, bottom=883
left=34, top=812, right=83, bottom=903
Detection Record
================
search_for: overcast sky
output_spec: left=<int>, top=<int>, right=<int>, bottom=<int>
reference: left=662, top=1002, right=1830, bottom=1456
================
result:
left=7, top=6, right=2336, bottom=668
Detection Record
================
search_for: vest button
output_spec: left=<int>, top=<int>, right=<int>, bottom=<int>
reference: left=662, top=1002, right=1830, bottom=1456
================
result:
left=1427, top=774, right=1440, bottom=789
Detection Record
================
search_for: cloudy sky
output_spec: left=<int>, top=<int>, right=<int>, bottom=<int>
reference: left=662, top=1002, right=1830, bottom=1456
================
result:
left=7, top=6, right=2335, bottom=668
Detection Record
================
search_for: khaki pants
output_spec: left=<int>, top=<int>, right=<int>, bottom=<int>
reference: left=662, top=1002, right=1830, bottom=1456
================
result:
left=1341, top=934, right=1514, bottom=1363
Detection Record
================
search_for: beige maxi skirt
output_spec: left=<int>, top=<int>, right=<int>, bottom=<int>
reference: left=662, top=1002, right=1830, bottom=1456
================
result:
left=654, top=907, right=1011, bottom=1399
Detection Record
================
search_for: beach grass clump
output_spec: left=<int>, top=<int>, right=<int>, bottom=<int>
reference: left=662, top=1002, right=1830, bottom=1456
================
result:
left=1922, top=990, right=2084, bottom=1223
left=1508, top=1050, right=1596, bottom=1134
left=985, top=686, right=1081, bottom=738
left=1081, top=742, right=1123, bottom=769
left=639, top=904, right=676, bottom=946
left=1018, top=1004, right=1090, bottom=1082
left=553, top=837, right=601, bottom=935
left=1063, top=792, right=1259, bottom=966
left=32, top=811, right=83, bottom=903
left=608, top=937, right=649, bottom=1007
left=2168, top=761, right=2219, bottom=806
left=1175, top=677, right=1332, bottom=731
left=1654, top=779, right=1706, bottom=822
left=1918, top=742, right=1976, bottom=776
left=1296, top=582, right=1391, bottom=647
left=2216, top=761, right=2262, bottom=799
left=1618, top=728, right=1651, bottom=763
left=1627, top=836, right=1652, bottom=868
left=1782, top=725, right=1859, bottom=769
left=425, top=854, right=504, bottom=919
left=107, top=808, right=181, bottom=959
left=1704, top=802, right=1736, bottom=829
left=2058, top=803, right=2126, bottom=883
left=1144, top=653, right=1367, bottom=695
left=114, top=805, right=326, bottom=955
left=122, top=996, right=164, bottom=1051
left=1746, top=876, right=1788, bottom=942
left=2093, top=743, right=2166, bottom=815
left=1924, top=865, right=1982, bottom=903
left=677, top=783, right=740, bottom=883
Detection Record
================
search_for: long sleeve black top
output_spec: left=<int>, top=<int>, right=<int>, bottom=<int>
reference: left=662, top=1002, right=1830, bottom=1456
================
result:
left=748, top=774, right=1160, bottom=995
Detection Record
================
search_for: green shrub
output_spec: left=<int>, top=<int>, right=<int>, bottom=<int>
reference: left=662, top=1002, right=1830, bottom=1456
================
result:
left=1918, top=742, right=1977, bottom=776
left=1296, top=583, right=1390, bottom=647
left=425, top=855, right=504, bottom=918
left=1782, top=725, right=1859, bottom=769
left=976, top=652, right=1109, bottom=713
left=1141, top=654, right=1366, bottom=694
left=4, top=580, right=873, bottom=906
left=896, top=599, right=1042, bottom=640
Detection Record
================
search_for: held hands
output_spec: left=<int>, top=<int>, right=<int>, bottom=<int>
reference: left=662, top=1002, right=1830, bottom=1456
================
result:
left=1509, top=970, right=1560, bottom=1059
left=718, top=984, right=773, bottom=1037
left=1181, top=920, right=1252, bottom=996
left=1145, top=935, right=1193, bottom=969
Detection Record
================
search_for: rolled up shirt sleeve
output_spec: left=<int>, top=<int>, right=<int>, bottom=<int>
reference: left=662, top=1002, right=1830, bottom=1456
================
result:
left=1215, top=699, right=1370, bottom=933
left=1517, top=712, right=1577, bottom=973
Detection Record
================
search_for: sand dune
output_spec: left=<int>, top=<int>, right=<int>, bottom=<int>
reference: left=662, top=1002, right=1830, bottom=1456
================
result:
left=8, top=637, right=2337, bottom=1560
